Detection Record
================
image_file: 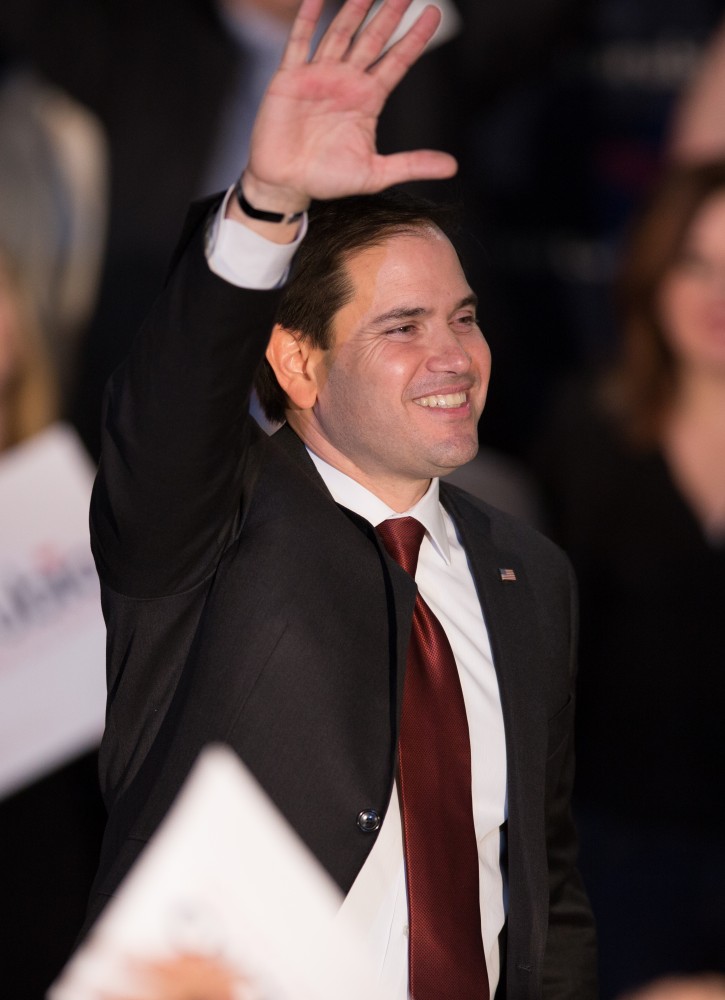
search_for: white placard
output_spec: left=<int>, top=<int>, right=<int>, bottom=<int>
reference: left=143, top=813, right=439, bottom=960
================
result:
left=50, top=744, right=395, bottom=1000
left=0, top=423, right=106, bottom=798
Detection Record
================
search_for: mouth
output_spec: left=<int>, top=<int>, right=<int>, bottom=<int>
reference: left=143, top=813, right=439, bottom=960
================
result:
left=413, top=390, right=468, bottom=409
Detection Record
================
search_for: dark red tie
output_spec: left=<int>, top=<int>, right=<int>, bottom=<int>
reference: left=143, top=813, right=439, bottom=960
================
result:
left=376, top=517, right=489, bottom=1000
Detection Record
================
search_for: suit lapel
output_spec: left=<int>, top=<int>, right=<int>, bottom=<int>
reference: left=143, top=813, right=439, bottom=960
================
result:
left=440, top=487, right=547, bottom=767
left=441, top=486, right=550, bottom=981
left=270, top=423, right=417, bottom=751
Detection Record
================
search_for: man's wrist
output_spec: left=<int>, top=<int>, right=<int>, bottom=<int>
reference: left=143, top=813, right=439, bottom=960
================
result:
left=226, top=172, right=309, bottom=245
left=208, top=187, right=307, bottom=289
left=234, top=180, right=305, bottom=226
left=238, top=171, right=309, bottom=221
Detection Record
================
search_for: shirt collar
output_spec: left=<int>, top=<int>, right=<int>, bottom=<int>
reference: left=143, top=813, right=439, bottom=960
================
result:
left=307, top=449, right=451, bottom=565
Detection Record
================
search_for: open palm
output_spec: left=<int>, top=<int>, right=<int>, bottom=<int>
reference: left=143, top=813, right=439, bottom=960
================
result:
left=246, top=0, right=457, bottom=205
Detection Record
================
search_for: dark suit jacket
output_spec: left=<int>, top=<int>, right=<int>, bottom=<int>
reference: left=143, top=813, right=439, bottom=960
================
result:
left=88, top=200, right=597, bottom=998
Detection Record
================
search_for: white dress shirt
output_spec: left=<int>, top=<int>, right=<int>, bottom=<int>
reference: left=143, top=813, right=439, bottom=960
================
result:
left=206, top=197, right=508, bottom=998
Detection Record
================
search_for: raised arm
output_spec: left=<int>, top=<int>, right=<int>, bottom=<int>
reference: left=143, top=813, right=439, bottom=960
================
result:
left=91, top=0, right=456, bottom=599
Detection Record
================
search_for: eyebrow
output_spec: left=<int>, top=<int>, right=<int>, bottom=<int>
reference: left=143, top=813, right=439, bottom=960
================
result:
left=368, top=294, right=478, bottom=329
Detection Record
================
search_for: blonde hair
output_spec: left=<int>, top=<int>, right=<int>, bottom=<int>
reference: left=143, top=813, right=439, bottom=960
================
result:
left=0, top=253, right=59, bottom=450
left=0, top=68, right=108, bottom=452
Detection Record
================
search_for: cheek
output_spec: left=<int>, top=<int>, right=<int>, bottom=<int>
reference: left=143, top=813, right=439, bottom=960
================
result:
left=471, top=336, right=492, bottom=386
left=480, top=338, right=493, bottom=374
left=352, top=347, right=422, bottom=405
left=657, top=277, right=701, bottom=353
left=319, top=358, right=376, bottom=426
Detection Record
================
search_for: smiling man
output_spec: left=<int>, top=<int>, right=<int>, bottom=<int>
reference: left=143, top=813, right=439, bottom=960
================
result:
left=87, top=1, right=597, bottom=997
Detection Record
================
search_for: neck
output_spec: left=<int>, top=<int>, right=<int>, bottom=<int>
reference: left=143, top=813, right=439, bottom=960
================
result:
left=672, top=365, right=725, bottom=431
left=289, top=416, right=431, bottom=513
left=316, top=449, right=431, bottom=513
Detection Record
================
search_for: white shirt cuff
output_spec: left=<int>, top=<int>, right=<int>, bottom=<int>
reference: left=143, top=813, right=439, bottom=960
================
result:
left=206, top=186, right=308, bottom=290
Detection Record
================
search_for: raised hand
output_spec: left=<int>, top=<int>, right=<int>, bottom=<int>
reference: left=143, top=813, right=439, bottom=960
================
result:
left=241, top=0, right=458, bottom=218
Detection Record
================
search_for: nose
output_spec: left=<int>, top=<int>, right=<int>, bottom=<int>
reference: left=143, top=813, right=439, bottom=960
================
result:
left=426, top=328, right=472, bottom=374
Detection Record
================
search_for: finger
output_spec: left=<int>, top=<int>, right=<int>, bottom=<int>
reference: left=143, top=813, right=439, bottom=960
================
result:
left=345, top=0, right=417, bottom=69
left=368, top=3, right=441, bottom=92
left=279, top=0, right=326, bottom=69
left=372, top=148, right=458, bottom=190
left=312, top=0, right=377, bottom=62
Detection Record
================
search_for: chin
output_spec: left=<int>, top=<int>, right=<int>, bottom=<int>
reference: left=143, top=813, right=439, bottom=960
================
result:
left=429, top=439, right=480, bottom=477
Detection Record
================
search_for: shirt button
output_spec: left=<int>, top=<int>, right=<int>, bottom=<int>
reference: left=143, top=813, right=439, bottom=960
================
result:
left=357, top=809, right=381, bottom=833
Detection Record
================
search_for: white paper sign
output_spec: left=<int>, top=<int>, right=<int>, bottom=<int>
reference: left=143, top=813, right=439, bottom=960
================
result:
left=0, top=423, right=106, bottom=798
left=50, top=744, right=396, bottom=1000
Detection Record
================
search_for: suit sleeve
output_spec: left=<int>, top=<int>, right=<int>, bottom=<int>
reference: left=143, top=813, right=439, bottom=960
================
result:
left=90, top=199, right=282, bottom=600
left=542, top=557, right=598, bottom=999
left=88, top=201, right=282, bottom=800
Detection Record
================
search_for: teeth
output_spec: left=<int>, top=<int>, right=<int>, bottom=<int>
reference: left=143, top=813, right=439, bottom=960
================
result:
left=415, top=391, right=467, bottom=408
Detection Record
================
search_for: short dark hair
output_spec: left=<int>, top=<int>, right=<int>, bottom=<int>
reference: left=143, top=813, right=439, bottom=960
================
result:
left=254, top=189, right=463, bottom=424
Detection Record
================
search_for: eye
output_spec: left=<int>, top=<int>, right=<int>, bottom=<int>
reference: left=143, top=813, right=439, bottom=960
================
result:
left=454, top=313, right=478, bottom=330
left=385, top=324, right=417, bottom=337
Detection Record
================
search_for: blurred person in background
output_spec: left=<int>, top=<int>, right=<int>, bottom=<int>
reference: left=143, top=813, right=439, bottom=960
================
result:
left=0, top=60, right=107, bottom=411
left=0, top=249, right=58, bottom=450
left=534, top=160, right=725, bottom=998
left=0, top=59, right=108, bottom=998
left=451, top=0, right=724, bottom=458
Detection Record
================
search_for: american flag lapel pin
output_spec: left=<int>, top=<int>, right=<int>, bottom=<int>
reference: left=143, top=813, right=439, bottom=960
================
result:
left=499, top=568, right=517, bottom=582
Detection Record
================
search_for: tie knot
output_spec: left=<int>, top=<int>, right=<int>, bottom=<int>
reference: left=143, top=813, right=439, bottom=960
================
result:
left=376, top=516, right=426, bottom=577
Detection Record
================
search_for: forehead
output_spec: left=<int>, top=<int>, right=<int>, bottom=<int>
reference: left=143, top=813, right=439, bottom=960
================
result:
left=338, top=228, right=470, bottom=315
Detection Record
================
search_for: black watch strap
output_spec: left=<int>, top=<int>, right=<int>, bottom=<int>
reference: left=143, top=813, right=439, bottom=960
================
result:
left=234, top=179, right=305, bottom=225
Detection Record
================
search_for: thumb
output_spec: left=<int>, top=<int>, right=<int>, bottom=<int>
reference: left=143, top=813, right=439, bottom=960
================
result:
left=371, top=149, right=459, bottom=191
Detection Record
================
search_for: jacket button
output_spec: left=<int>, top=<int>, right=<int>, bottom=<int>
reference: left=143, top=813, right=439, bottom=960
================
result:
left=357, top=809, right=381, bottom=833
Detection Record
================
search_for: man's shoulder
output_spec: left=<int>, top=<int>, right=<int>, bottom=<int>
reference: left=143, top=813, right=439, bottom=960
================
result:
left=440, top=479, right=573, bottom=577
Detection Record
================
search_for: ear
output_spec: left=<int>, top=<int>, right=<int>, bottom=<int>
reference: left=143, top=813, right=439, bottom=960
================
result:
left=265, top=324, right=321, bottom=411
